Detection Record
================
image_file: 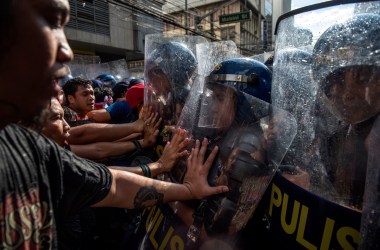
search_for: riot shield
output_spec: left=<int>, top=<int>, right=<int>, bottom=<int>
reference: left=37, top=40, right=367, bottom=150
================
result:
left=271, top=1, right=380, bottom=249
left=171, top=55, right=296, bottom=244
left=68, top=59, right=129, bottom=88
left=179, top=91, right=296, bottom=232
left=67, top=54, right=101, bottom=78
left=144, top=34, right=208, bottom=129
left=178, top=40, right=239, bottom=137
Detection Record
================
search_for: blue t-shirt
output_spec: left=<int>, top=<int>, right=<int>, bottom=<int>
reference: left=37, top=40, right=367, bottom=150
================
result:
left=106, top=101, right=135, bottom=124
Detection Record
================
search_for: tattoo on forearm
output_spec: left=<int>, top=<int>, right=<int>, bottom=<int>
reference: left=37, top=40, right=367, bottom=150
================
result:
left=134, top=186, right=164, bottom=208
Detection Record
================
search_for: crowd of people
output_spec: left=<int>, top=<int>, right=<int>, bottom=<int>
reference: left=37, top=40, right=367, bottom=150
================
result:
left=0, top=0, right=379, bottom=249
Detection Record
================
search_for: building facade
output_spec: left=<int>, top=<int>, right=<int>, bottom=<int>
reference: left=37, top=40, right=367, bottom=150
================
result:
left=162, top=0, right=274, bottom=56
left=64, top=0, right=300, bottom=76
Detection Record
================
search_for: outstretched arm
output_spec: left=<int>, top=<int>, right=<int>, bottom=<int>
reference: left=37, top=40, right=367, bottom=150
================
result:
left=93, top=138, right=228, bottom=208
left=70, top=111, right=162, bottom=161
left=67, top=121, right=144, bottom=145
left=109, top=128, right=190, bottom=177
left=67, top=105, right=154, bottom=145
left=86, top=109, right=112, bottom=123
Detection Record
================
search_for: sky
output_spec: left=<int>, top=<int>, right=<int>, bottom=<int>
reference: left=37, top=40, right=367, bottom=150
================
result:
left=291, top=0, right=331, bottom=10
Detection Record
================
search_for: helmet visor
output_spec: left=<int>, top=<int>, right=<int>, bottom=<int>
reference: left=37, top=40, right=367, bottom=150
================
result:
left=197, top=83, right=237, bottom=130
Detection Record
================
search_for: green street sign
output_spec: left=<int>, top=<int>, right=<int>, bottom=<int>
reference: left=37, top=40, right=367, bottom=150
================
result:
left=219, top=11, right=252, bottom=24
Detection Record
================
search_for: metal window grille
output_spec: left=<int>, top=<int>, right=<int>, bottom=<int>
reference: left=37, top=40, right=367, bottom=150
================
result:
left=67, top=0, right=110, bottom=36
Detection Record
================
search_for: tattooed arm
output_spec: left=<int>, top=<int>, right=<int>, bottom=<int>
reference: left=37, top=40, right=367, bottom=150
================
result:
left=92, top=138, right=228, bottom=209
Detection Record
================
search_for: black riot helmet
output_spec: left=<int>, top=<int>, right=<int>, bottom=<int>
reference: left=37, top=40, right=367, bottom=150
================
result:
left=312, top=13, right=380, bottom=124
left=145, top=41, right=197, bottom=105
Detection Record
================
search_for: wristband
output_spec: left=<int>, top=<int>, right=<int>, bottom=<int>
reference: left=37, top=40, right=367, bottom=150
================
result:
left=132, top=140, right=142, bottom=152
left=140, top=163, right=151, bottom=178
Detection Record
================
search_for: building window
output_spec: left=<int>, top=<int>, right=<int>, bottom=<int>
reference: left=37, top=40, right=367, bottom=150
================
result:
left=67, top=0, right=110, bottom=36
left=221, top=27, right=236, bottom=41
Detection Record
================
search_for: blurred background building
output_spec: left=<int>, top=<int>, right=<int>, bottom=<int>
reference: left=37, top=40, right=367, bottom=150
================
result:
left=64, top=0, right=328, bottom=76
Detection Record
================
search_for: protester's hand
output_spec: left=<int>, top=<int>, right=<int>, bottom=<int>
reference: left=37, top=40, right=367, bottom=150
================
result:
left=135, top=105, right=153, bottom=132
left=158, top=128, right=190, bottom=172
left=183, top=138, right=228, bottom=199
left=141, top=111, right=162, bottom=148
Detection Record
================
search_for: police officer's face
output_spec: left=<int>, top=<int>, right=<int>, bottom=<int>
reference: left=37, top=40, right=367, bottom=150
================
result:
left=0, top=0, right=73, bottom=126
left=326, top=66, right=380, bottom=124
left=211, top=86, right=236, bottom=130
left=148, top=68, right=171, bottom=97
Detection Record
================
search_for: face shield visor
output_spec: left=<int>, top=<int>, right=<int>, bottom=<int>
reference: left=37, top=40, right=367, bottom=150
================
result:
left=316, top=50, right=380, bottom=125
left=197, top=83, right=237, bottom=131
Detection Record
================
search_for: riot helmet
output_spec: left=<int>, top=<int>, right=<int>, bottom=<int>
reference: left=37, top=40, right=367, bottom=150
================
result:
left=91, top=79, right=103, bottom=90
left=197, top=57, right=272, bottom=131
left=312, top=13, right=380, bottom=124
left=145, top=41, right=198, bottom=126
left=145, top=41, right=197, bottom=102
left=122, top=76, right=136, bottom=85
left=96, top=73, right=118, bottom=88
left=207, top=57, right=271, bottom=102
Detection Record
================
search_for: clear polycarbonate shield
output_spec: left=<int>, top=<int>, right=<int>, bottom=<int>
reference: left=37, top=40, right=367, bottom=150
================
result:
left=67, top=54, right=101, bottom=78
left=273, top=2, right=380, bottom=248
left=203, top=102, right=297, bottom=235
left=177, top=40, right=238, bottom=137
left=86, top=63, right=110, bottom=80
left=89, top=59, right=129, bottom=88
left=179, top=88, right=296, bottom=171
left=144, top=34, right=208, bottom=127
left=183, top=93, right=297, bottom=234
left=166, top=40, right=239, bottom=185
left=68, top=59, right=129, bottom=87
left=174, top=56, right=296, bottom=234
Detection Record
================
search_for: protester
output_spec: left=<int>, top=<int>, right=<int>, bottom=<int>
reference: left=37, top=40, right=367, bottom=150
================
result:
left=62, top=77, right=95, bottom=126
left=0, top=1, right=228, bottom=249
left=125, top=82, right=145, bottom=119
left=40, top=97, right=164, bottom=164
left=86, top=81, right=144, bottom=124
left=112, top=81, right=129, bottom=102
left=94, top=86, right=113, bottom=109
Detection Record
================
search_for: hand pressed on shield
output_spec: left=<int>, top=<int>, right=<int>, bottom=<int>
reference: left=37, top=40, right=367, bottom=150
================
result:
left=158, top=128, right=191, bottom=172
left=183, top=138, right=229, bottom=200
left=141, top=110, right=162, bottom=148
left=135, top=105, right=153, bottom=133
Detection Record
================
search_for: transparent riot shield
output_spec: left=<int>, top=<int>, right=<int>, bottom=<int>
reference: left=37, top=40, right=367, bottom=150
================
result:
left=172, top=55, right=296, bottom=243
left=178, top=40, right=239, bottom=137
left=90, top=59, right=129, bottom=88
left=67, top=54, right=101, bottom=78
left=272, top=1, right=380, bottom=249
left=68, top=59, right=129, bottom=88
left=144, top=34, right=208, bottom=129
